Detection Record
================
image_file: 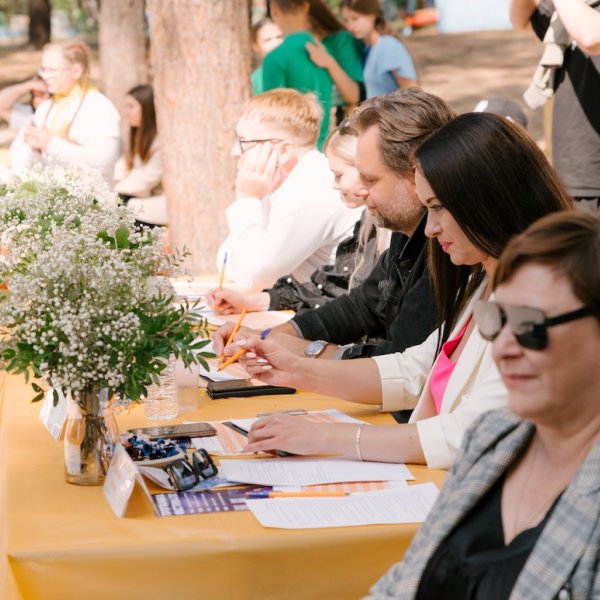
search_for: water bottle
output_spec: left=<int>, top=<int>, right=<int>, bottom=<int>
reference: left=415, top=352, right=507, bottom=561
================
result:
left=144, top=357, right=179, bottom=420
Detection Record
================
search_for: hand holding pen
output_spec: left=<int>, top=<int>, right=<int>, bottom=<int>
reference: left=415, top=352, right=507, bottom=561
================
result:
left=218, top=326, right=271, bottom=371
left=218, top=308, right=248, bottom=362
left=235, top=333, right=300, bottom=387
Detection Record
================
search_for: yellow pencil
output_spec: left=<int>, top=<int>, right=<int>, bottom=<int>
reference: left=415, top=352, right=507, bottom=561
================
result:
left=218, top=326, right=270, bottom=371
left=218, top=347, right=247, bottom=371
left=219, top=308, right=247, bottom=362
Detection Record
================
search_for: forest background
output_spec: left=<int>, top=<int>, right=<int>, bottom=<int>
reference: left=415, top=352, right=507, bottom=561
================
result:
left=0, top=0, right=545, bottom=274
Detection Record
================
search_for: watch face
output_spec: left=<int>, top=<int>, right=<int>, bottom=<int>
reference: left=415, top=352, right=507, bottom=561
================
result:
left=305, top=340, right=327, bottom=357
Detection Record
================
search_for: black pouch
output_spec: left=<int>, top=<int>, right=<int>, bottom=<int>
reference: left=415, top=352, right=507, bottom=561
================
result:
left=206, top=379, right=296, bottom=399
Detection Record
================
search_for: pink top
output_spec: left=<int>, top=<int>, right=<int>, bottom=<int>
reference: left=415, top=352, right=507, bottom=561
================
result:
left=429, top=318, right=471, bottom=414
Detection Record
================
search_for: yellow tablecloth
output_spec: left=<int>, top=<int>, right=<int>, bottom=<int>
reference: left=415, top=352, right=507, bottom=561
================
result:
left=0, top=373, right=445, bottom=600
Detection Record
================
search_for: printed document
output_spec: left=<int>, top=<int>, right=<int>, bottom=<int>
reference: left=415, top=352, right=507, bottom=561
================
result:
left=219, top=456, right=414, bottom=487
left=245, top=483, right=439, bottom=529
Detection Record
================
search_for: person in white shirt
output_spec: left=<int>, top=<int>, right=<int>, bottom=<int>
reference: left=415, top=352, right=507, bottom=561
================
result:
left=217, top=87, right=362, bottom=292
left=9, top=40, right=121, bottom=186
left=113, top=84, right=166, bottom=227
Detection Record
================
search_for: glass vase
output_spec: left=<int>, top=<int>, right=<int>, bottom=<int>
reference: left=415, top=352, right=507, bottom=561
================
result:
left=64, top=386, right=119, bottom=486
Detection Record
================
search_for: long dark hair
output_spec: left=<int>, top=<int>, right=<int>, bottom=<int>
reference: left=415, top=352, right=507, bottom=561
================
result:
left=125, top=84, right=157, bottom=170
left=415, top=112, right=574, bottom=349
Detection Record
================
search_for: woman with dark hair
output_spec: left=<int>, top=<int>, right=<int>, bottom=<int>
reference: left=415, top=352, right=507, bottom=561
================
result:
left=114, top=84, right=166, bottom=227
left=231, top=112, right=573, bottom=470
left=368, top=212, right=600, bottom=599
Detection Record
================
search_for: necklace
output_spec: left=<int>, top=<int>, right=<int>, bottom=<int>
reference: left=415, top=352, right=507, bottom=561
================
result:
left=507, top=435, right=589, bottom=543
left=507, top=437, right=541, bottom=542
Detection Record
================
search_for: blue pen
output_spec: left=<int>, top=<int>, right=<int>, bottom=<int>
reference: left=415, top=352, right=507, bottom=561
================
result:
left=259, top=327, right=271, bottom=339
left=245, top=491, right=348, bottom=499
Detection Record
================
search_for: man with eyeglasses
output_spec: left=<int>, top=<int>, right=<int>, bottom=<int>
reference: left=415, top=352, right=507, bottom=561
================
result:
left=217, top=88, right=361, bottom=293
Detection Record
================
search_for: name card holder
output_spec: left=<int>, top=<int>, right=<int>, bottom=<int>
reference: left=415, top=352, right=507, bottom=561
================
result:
left=103, top=444, right=159, bottom=518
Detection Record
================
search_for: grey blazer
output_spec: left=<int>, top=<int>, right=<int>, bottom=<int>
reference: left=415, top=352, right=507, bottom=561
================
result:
left=368, top=409, right=600, bottom=599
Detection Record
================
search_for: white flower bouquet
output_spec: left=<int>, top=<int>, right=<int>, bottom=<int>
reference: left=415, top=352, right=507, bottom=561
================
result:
left=0, top=165, right=212, bottom=405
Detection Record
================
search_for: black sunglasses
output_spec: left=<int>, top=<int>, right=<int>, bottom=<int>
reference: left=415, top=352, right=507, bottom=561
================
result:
left=474, top=300, right=594, bottom=350
left=163, top=448, right=218, bottom=492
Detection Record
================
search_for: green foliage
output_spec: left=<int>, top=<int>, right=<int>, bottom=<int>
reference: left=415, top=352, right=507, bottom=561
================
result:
left=0, top=165, right=215, bottom=405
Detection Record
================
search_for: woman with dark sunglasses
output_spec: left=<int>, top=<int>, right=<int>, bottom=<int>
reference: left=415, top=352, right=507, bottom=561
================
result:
left=234, top=112, right=573, bottom=470
left=369, top=211, right=600, bottom=599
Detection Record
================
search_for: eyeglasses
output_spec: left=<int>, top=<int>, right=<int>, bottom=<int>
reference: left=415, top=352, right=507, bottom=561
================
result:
left=162, top=448, right=218, bottom=492
left=235, top=135, right=284, bottom=154
left=38, top=66, right=69, bottom=77
left=474, top=300, right=594, bottom=350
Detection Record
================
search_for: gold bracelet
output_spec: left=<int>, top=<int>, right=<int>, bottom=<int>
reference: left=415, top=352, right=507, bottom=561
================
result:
left=355, top=423, right=367, bottom=462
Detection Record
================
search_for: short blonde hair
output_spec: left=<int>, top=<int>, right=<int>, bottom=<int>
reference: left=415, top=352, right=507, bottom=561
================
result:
left=239, top=88, right=323, bottom=147
left=43, top=39, right=90, bottom=81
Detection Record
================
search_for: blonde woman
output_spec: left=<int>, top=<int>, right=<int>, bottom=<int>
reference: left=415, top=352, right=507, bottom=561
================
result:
left=10, top=40, right=121, bottom=185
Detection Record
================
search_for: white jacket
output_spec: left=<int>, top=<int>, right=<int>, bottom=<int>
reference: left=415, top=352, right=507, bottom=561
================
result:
left=10, top=90, right=121, bottom=186
left=373, top=282, right=508, bottom=469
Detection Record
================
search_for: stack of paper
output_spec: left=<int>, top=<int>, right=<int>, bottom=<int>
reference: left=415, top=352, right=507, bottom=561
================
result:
left=218, top=454, right=439, bottom=529
left=245, top=484, right=439, bottom=529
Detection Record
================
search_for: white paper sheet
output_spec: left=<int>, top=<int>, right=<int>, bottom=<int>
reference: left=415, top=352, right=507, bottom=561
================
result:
left=198, top=363, right=247, bottom=382
left=169, top=276, right=220, bottom=298
left=245, top=483, right=439, bottom=529
left=219, top=456, right=414, bottom=487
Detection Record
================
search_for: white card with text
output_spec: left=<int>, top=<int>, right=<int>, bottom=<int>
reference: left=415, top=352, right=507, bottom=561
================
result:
left=38, top=388, right=67, bottom=440
left=103, top=444, right=138, bottom=518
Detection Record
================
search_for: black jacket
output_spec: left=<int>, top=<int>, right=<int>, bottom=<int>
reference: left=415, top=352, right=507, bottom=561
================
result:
left=265, top=214, right=377, bottom=311
left=291, top=215, right=437, bottom=423
left=292, top=214, right=437, bottom=358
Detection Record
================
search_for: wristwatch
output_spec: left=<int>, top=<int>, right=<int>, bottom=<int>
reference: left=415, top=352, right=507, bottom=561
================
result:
left=304, top=339, right=330, bottom=358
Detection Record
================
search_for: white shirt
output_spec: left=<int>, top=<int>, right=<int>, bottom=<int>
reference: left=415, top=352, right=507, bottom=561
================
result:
left=113, top=139, right=163, bottom=198
left=218, top=149, right=363, bottom=292
left=10, top=90, right=122, bottom=186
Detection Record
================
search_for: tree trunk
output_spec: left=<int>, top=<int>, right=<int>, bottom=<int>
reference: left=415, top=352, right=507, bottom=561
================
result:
left=28, top=0, right=51, bottom=49
left=99, top=0, right=149, bottom=110
left=146, top=0, right=252, bottom=274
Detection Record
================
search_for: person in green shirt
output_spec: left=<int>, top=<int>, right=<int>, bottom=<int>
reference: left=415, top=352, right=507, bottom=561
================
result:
left=264, top=0, right=363, bottom=149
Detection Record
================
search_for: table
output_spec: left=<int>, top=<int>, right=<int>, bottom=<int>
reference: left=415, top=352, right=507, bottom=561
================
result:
left=0, top=373, right=446, bottom=600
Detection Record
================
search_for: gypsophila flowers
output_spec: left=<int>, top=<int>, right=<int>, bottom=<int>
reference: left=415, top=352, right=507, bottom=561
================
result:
left=0, top=164, right=212, bottom=405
